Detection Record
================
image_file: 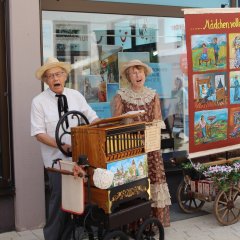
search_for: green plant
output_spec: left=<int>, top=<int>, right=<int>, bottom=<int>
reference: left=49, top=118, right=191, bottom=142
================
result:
left=203, top=161, right=240, bottom=191
left=181, top=161, right=207, bottom=180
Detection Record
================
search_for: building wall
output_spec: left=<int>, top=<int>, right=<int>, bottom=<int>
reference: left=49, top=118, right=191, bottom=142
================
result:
left=0, top=197, right=14, bottom=232
left=9, top=0, right=45, bottom=230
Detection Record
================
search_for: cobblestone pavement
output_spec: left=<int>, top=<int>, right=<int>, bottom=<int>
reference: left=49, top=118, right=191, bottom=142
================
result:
left=0, top=202, right=239, bottom=240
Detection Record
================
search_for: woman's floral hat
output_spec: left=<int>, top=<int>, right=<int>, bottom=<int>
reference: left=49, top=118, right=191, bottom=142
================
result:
left=120, top=59, right=152, bottom=80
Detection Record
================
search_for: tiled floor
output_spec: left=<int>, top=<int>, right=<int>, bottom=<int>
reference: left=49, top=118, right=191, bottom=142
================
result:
left=0, top=202, right=239, bottom=240
left=0, top=228, right=44, bottom=240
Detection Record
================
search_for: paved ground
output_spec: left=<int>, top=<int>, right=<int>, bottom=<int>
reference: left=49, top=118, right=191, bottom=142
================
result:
left=0, top=202, right=239, bottom=240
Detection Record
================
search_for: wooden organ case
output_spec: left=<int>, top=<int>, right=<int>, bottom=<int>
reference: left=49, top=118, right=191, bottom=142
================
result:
left=71, top=114, right=160, bottom=214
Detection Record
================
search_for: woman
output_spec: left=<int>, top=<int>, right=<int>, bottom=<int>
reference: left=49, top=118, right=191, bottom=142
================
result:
left=112, top=59, right=171, bottom=227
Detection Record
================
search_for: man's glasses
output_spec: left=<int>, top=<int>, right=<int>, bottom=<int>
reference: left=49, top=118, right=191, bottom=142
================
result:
left=45, top=71, right=65, bottom=80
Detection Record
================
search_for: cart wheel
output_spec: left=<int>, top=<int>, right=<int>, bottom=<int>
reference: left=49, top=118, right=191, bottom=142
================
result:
left=213, top=186, right=240, bottom=226
left=55, top=110, right=89, bottom=157
left=177, top=180, right=205, bottom=213
left=103, top=230, right=128, bottom=240
left=136, top=217, right=164, bottom=240
left=71, top=226, right=94, bottom=240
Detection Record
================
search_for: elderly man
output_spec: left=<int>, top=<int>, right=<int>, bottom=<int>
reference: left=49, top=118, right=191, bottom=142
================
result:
left=31, top=57, right=99, bottom=240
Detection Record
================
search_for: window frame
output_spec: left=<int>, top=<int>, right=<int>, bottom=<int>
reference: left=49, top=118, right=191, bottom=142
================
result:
left=40, top=0, right=185, bottom=17
left=0, top=0, right=14, bottom=193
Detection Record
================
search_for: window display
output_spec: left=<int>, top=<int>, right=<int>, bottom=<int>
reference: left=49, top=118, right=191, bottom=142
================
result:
left=42, top=11, right=188, bottom=164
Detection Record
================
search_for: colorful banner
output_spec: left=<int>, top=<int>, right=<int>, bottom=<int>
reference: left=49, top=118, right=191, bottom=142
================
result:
left=184, top=8, right=240, bottom=157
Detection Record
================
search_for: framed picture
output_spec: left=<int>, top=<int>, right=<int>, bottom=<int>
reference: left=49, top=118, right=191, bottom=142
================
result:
left=53, top=21, right=89, bottom=59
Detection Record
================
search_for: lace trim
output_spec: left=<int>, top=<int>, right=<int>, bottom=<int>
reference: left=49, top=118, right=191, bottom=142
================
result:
left=150, top=182, right=172, bottom=208
left=117, top=87, right=156, bottom=106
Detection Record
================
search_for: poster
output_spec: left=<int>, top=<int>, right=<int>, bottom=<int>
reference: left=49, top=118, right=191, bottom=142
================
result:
left=53, top=21, right=89, bottom=61
left=115, top=20, right=132, bottom=50
left=107, top=83, right=119, bottom=102
left=99, top=45, right=122, bottom=83
left=94, top=30, right=107, bottom=45
left=83, top=75, right=106, bottom=103
left=184, top=8, right=240, bottom=157
left=146, top=63, right=172, bottom=98
left=89, top=102, right=111, bottom=119
left=42, top=20, right=54, bottom=60
left=107, top=154, right=148, bottom=187
left=135, top=17, right=158, bottom=46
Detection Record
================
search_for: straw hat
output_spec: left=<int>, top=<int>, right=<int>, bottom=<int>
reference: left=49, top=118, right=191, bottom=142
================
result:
left=35, top=57, right=72, bottom=80
left=120, top=59, right=152, bottom=80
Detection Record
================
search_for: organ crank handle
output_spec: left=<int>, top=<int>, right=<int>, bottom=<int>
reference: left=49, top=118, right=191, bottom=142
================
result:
left=55, top=110, right=89, bottom=157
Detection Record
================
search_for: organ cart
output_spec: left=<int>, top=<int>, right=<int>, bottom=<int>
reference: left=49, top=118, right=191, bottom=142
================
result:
left=177, top=156, right=240, bottom=226
left=51, top=110, right=165, bottom=240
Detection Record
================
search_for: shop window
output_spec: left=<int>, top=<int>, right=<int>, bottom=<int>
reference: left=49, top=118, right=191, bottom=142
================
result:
left=42, top=10, right=189, bottom=167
